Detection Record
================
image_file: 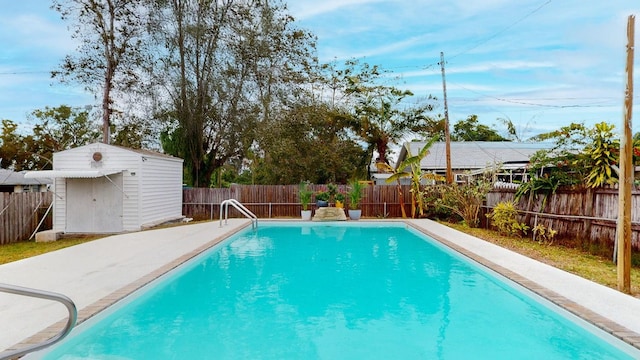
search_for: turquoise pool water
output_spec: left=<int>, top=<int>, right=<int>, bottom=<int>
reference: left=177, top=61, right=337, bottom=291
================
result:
left=32, top=223, right=639, bottom=359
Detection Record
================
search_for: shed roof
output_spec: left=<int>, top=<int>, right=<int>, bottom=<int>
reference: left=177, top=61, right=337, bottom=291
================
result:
left=24, top=169, right=122, bottom=179
left=396, top=141, right=554, bottom=171
left=55, top=143, right=183, bottom=162
left=0, top=169, right=52, bottom=185
left=110, top=144, right=181, bottom=161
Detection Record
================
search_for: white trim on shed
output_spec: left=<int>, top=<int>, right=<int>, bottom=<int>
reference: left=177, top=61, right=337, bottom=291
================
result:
left=24, top=169, right=123, bottom=179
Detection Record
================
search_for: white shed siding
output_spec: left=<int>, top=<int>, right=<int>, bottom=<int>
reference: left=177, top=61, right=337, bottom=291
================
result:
left=52, top=178, right=66, bottom=232
left=139, top=155, right=183, bottom=226
left=122, top=169, right=141, bottom=231
left=49, top=143, right=182, bottom=233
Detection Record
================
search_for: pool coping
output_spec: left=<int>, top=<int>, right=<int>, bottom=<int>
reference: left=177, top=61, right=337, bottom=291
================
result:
left=7, top=218, right=640, bottom=355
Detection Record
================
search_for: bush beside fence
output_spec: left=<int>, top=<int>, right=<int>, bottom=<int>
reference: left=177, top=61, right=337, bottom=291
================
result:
left=486, top=187, right=640, bottom=251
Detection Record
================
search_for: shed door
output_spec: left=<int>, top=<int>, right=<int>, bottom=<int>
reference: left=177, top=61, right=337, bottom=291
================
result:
left=66, top=174, right=123, bottom=233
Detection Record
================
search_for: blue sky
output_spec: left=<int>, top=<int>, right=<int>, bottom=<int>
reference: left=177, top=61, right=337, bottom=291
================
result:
left=1, top=0, right=639, bottom=139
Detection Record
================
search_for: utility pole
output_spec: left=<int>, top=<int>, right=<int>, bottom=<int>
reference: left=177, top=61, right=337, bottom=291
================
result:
left=440, top=52, right=453, bottom=184
left=616, top=15, right=634, bottom=294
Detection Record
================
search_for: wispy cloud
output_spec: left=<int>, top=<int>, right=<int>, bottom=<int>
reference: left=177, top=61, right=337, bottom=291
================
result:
left=1, top=14, right=76, bottom=56
left=289, top=0, right=387, bottom=21
left=1, top=0, right=639, bottom=134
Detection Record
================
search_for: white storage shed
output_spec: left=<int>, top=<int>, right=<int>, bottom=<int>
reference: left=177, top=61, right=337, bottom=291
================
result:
left=25, top=143, right=184, bottom=233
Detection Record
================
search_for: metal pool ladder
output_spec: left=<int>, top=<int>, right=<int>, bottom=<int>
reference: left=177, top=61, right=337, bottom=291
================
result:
left=0, top=283, right=77, bottom=360
left=220, top=199, right=258, bottom=229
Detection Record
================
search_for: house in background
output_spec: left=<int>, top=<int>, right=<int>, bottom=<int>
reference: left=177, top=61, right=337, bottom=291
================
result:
left=25, top=143, right=184, bottom=235
left=393, top=141, right=554, bottom=184
left=0, top=169, right=51, bottom=193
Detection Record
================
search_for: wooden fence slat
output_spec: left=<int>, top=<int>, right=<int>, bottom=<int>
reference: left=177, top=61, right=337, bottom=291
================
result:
left=0, top=192, right=53, bottom=245
left=4, top=185, right=640, bottom=251
left=181, top=184, right=409, bottom=220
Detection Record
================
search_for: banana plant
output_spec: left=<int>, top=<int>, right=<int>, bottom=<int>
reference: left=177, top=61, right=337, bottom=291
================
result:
left=584, top=122, right=619, bottom=188
left=379, top=137, right=442, bottom=218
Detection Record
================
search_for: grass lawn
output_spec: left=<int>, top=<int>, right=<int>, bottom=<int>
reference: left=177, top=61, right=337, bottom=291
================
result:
left=0, top=236, right=102, bottom=265
left=445, top=222, right=640, bottom=297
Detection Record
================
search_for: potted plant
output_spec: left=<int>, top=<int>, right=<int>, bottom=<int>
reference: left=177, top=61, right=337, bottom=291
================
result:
left=315, top=190, right=330, bottom=208
left=347, top=181, right=364, bottom=220
left=299, top=182, right=313, bottom=220
left=327, top=183, right=338, bottom=204
left=335, top=192, right=345, bottom=208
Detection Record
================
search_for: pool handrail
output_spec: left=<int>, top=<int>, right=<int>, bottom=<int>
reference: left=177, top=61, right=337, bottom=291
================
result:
left=0, top=283, right=77, bottom=360
left=220, top=199, right=258, bottom=229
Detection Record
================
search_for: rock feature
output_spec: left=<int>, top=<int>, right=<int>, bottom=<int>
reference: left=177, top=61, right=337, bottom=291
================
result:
left=312, top=207, right=347, bottom=221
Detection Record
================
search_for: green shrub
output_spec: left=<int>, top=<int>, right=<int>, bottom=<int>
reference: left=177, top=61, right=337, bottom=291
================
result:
left=315, top=191, right=330, bottom=201
left=347, top=181, right=364, bottom=210
left=532, top=223, right=557, bottom=243
left=486, top=201, right=529, bottom=237
left=422, top=185, right=455, bottom=220
left=436, top=181, right=491, bottom=228
left=298, top=182, right=313, bottom=210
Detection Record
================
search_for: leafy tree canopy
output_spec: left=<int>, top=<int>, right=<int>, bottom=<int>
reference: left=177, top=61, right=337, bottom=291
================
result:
left=0, top=106, right=100, bottom=170
left=254, top=101, right=367, bottom=184
left=522, top=122, right=640, bottom=192
left=0, top=120, right=35, bottom=171
left=451, top=115, right=509, bottom=142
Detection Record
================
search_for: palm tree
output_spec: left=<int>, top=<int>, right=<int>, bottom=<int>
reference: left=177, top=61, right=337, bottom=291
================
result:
left=337, top=60, right=436, bottom=167
left=353, top=88, right=435, bottom=166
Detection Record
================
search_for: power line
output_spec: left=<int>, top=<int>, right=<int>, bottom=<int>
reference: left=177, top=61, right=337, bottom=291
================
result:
left=448, top=0, right=553, bottom=61
left=0, top=71, right=51, bottom=75
left=387, top=1, right=554, bottom=83
left=449, top=81, right=618, bottom=108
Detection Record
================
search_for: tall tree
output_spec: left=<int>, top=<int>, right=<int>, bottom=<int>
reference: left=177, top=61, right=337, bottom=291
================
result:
left=52, top=0, right=148, bottom=144
left=151, top=0, right=250, bottom=187
left=256, top=101, right=366, bottom=184
left=150, top=0, right=315, bottom=187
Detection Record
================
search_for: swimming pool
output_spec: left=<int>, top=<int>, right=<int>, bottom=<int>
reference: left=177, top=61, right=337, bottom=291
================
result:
left=29, top=222, right=640, bottom=359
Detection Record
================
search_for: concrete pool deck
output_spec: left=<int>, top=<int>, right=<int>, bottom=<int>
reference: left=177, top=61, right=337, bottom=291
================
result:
left=1, top=218, right=640, bottom=355
left=0, top=219, right=252, bottom=354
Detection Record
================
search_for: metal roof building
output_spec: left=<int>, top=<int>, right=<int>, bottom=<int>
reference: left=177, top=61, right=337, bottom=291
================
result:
left=394, top=141, right=554, bottom=183
left=0, top=169, right=51, bottom=193
left=398, top=141, right=553, bottom=170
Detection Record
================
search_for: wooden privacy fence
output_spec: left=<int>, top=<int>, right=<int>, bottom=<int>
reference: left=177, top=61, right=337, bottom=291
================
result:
left=0, top=192, right=53, bottom=245
left=6, top=184, right=637, bottom=251
left=486, top=187, right=640, bottom=251
left=182, top=184, right=413, bottom=220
